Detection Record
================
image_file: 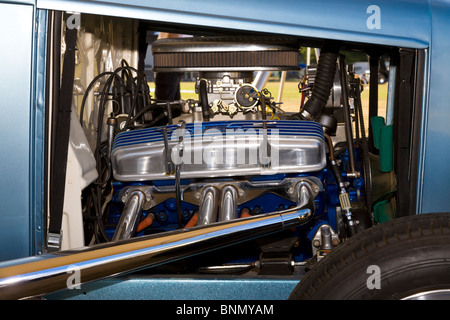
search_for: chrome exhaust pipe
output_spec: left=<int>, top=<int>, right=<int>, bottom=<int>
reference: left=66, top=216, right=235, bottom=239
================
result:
left=0, top=206, right=313, bottom=300
left=219, top=185, right=238, bottom=222
left=197, top=186, right=219, bottom=226
left=112, top=189, right=146, bottom=241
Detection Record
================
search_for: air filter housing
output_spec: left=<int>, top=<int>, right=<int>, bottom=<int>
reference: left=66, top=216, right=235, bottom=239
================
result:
left=152, top=36, right=300, bottom=72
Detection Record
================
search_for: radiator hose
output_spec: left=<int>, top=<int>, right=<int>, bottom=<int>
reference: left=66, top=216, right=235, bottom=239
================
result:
left=199, top=79, right=210, bottom=121
left=299, top=42, right=340, bottom=120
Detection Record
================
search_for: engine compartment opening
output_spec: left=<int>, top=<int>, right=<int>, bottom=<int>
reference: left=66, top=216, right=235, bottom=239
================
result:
left=44, top=11, right=420, bottom=279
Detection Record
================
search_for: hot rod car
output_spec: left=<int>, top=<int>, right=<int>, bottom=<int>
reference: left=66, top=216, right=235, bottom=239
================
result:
left=0, top=0, right=449, bottom=300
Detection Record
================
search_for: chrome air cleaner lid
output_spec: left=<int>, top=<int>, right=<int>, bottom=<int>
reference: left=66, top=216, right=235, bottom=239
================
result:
left=151, top=36, right=300, bottom=72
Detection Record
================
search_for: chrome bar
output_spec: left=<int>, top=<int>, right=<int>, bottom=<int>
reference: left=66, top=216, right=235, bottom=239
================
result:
left=252, top=71, right=270, bottom=91
left=197, top=186, right=219, bottom=226
left=0, top=206, right=313, bottom=300
left=219, top=185, right=238, bottom=222
left=112, top=189, right=146, bottom=241
left=338, top=55, right=358, bottom=178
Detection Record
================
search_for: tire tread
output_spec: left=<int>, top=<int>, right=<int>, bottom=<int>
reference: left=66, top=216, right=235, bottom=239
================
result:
left=290, top=213, right=450, bottom=299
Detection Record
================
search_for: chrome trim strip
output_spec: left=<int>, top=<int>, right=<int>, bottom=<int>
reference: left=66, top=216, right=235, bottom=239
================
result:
left=0, top=206, right=313, bottom=300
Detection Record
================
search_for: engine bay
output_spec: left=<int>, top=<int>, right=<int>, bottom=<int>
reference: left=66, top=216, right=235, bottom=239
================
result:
left=47, top=12, right=396, bottom=277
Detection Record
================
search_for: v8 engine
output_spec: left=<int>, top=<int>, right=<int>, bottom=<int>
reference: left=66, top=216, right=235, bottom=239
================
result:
left=80, top=36, right=371, bottom=275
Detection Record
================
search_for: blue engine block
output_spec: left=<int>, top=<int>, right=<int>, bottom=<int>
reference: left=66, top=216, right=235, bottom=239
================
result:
left=105, top=144, right=366, bottom=267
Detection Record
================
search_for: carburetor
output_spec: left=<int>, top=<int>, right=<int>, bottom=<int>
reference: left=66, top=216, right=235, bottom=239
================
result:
left=152, top=36, right=300, bottom=120
left=195, top=71, right=259, bottom=116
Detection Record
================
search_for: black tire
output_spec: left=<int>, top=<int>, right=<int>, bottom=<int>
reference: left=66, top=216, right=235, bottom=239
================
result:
left=289, top=213, right=450, bottom=300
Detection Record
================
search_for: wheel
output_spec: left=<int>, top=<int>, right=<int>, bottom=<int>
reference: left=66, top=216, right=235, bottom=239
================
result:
left=290, top=213, right=450, bottom=300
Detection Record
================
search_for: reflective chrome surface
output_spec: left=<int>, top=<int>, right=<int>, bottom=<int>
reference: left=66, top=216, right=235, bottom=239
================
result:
left=219, top=185, right=239, bottom=221
left=112, top=190, right=146, bottom=241
left=111, top=120, right=326, bottom=181
left=151, top=36, right=300, bottom=53
left=0, top=206, right=313, bottom=300
left=197, top=186, right=219, bottom=226
left=402, top=289, right=450, bottom=300
left=104, top=177, right=321, bottom=215
left=151, top=36, right=300, bottom=72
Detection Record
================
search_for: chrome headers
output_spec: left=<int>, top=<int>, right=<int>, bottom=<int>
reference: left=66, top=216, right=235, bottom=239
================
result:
left=219, top=185, right=239, bottom=222
left=113, top=176, right=321, bottom=233
left=198, top=186, right=220, bottom=226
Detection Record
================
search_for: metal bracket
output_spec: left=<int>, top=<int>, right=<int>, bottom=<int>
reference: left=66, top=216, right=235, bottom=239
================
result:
left=120, top=186, right=153, bottom=210
left=46, top=231, right=62, bottom=252
left=162, top=127, right=174, bottom=175
left=311, top=224, right=340, bottom=261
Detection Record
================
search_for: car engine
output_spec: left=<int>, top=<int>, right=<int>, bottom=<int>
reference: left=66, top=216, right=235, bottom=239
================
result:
left=79, top=35, right=371, bottom=275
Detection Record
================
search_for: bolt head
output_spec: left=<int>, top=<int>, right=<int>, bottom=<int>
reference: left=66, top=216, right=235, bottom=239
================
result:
left=332, top=238, right=340, bottom=246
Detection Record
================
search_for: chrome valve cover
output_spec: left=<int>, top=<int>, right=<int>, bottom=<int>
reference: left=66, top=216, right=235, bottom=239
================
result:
left=111, top=120, right=326, bottom=181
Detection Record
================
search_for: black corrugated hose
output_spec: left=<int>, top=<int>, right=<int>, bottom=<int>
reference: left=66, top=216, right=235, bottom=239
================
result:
left=299, top=42, right=340, bottom=120
left=199, top=79, right=210, bottom=121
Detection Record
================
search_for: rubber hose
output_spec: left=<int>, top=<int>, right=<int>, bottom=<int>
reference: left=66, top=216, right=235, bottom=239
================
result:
left=330, top=160, right=345, bottom=191
left=300, top=43, right=340, bottom=120
left=356, top=87, right=373, bottom=224
left=199, top=79, right=210, bottom=121
left=359, top=137, right=373, bottom=222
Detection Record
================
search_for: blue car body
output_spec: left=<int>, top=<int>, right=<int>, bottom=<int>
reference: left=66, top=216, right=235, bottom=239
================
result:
left=0, top=0, right=449, bottom=299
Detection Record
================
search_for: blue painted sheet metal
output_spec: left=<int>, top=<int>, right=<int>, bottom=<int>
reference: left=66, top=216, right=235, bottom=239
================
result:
left=1, top=0, right=35, bottom=5
left=29, top=9, right=47, bottom=256
left=0, top=3, right=34, bottom=261
left=417, top=0, right=450, bottom=214
left=36, top=0, right=431, bottom=49
left=45, top=274, right=301, bottom=300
